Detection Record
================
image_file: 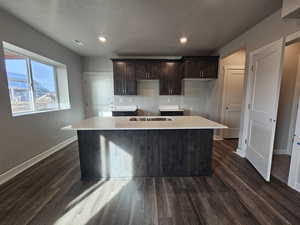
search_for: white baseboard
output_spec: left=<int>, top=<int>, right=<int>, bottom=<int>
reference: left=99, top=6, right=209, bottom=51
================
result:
left=295, top=182, right=300, bottom=193
left=274, top=148, right=290, bottom=155
left=0, top=136, right=77, bottom=186
left=214, top=135, right=224, bottom=141
left=235, top=147, right=246, bottom=158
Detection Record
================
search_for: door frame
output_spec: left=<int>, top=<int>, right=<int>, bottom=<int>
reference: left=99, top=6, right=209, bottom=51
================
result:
left=286, top=30, right=300, bottom=192
left=286, top=56, right=300, bottom=155
left=288, top=98, right=300, bottom=192
left=220, top=65, right=245, bottom=139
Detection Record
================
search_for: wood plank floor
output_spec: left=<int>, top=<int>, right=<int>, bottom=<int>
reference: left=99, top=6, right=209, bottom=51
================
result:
left=1, top=139, right=300, bottom=225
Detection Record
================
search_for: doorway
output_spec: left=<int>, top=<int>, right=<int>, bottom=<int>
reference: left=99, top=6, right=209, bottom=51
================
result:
left=239, top=35, right=300, bottom=191
left=271, top=41, right=300, bottom=184
left=220, top=49, right=246, bottom=144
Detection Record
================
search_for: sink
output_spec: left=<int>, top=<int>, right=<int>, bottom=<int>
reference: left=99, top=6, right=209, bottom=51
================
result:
left=129, top=117, right=173, bottom=121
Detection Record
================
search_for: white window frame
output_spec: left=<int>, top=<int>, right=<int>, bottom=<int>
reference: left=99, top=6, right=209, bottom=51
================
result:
left=3, top=42, right=71, bottom=117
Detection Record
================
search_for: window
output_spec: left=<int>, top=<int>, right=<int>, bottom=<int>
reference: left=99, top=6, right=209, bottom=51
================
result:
left=3, top=42, right=70, bottom=116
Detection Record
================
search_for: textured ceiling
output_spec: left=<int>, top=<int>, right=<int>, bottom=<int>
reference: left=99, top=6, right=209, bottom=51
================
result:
left=0, top=0, right=282, bottom=56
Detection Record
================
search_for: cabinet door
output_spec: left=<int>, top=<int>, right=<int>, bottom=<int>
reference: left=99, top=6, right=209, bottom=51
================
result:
left=159, top=69, right=169, bottom=95
left=124, top=62, right=137, bottom=95
left=172, top=73, right=182, bottom=95
left=203, top=58, right=219, bottom=78
left=148, top=62, right=161, bottom=79
left=159, top=62, right=171, bottom=95
left=183, top=57, right=219, bottom=79
left=171, top=62, right=182, bottom=95
left=184, top=60, right=201, bottom=78
left=113, top=62, right=125, bottom=95
left=135, top=62, right=148, bottom=80
left=160, top=62, right=181, bottom=95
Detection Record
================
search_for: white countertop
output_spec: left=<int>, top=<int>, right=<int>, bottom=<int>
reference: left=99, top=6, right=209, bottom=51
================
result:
left=112, top=105, right=138, bottom=112
left=63, top=116, right=227, bottom=131
left=159, top=105, right=184, bottom=111
left=159, top=108, right=184, bottom=112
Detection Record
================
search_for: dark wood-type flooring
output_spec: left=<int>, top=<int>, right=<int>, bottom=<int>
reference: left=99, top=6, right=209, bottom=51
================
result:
left=1, top=139, right=300, bottom=225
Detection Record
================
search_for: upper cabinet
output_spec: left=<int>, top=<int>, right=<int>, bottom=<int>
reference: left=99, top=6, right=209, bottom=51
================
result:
left=160, top=61, right=182, bottom=95
left=282, top=0, right=300, bottom=18
left=111, top=56, right=219, bottom=96
left=112, top=60, right=137, bottom=95
left=183, top=56, right=219, bottom=79
left=135, top=61, right=160, bottom=80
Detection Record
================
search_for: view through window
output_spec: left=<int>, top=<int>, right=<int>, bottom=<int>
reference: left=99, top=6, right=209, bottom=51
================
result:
left=4, top=49, right=59, bottom=115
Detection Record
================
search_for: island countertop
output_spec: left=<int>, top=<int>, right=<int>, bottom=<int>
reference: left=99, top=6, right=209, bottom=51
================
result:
left=63, top=116, right=227, bottom=130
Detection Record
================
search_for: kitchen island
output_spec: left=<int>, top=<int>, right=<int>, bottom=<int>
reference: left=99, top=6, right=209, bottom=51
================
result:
left=64, top=116, right=226, bottom=180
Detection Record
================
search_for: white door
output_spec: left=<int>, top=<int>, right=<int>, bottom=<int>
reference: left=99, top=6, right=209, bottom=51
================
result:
left=288, top=99, right=300, bottom=192
left=222, top=66, right=245, bottom=138
left=83, top=72, right=114, bottom=117
left=246, top=39, right=285, bottom=181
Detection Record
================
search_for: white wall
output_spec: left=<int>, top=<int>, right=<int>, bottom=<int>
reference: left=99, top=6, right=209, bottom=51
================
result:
left=215, top=9, right=300, bottom=154
left=282, top=0, right=300, bottom=17
left=82, top=57, right=214, bottom=117
left=0, top=9, right=85, bottom=175
left=274, top=42, right=300, bottom=154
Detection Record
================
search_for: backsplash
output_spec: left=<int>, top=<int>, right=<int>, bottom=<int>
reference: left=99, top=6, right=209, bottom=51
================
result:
left=83, top=57, right=215, bottom=118
left=114, top=80, right=211, bottom=116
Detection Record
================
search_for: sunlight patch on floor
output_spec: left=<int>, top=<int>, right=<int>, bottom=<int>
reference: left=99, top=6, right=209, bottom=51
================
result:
left=54, top=179, right=130, bottom=225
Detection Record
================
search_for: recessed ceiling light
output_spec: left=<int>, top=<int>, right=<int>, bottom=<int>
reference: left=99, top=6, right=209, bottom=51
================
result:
left=180, top=37, right=188, bottom=44
left=73, top=40, right=84, bottom=46
left=98, top=36, right=107, bottom=43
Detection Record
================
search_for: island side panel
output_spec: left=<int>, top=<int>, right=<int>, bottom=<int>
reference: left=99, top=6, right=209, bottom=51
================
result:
left=149, top=129, right=213, bottom=176
left=77, top=130, right=102, bottom=180
left=77, top=129, right=214, bottom=179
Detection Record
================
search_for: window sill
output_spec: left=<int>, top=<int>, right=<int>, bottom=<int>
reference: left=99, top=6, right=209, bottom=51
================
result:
left=12, top=107, right=71, bottom=117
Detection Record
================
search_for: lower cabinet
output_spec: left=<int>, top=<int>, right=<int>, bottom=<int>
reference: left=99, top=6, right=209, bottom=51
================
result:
left=112, top=111, right=138, bottom=117
left=160, top=111, right=184, bottom=116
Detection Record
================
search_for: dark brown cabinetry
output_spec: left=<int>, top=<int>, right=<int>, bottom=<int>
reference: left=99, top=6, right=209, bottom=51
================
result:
left=135, top=61, right=160, bottom=80
left=111, top=56, right=219, bottom=96
left=160, top=111, right=184, bottom=116
left=160, top=61, right=182, bottom=95
left=183, top=56, right=219, bottom=79
left=112, top=60, right=137, bottom=95
left=112, top=111, right=138, bottom=117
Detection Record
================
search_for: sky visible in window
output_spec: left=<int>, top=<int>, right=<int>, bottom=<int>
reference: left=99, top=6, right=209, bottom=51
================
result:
left=31, top=60, right=56, bottom=92
left=5, top=59, right=28, bottom=80
left=5, top=59, right=56, bottom=92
